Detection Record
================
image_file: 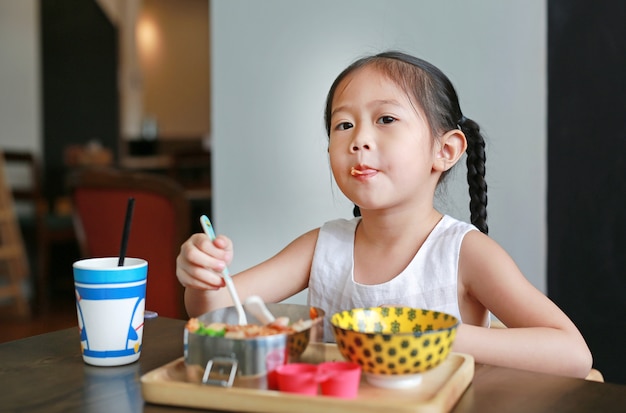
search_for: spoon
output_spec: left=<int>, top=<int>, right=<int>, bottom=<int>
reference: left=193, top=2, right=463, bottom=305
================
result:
left=244, top=295, right=276, bottom=325
left=200, top=215, right=247, bottom=325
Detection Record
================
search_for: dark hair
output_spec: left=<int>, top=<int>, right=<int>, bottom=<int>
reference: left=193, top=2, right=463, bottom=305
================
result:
left=324, top=51, right=488, bottom=234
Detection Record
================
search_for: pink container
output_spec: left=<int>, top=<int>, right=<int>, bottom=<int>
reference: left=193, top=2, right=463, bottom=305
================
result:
left=276, top=361, right=362, bottom=398
left=318, top=361, right=362, bottom=399
left=276, top=363, right=318, bottom=395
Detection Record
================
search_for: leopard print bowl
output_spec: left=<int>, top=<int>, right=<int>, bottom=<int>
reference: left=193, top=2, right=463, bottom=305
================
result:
left=330, top=307, right=459, bottom=388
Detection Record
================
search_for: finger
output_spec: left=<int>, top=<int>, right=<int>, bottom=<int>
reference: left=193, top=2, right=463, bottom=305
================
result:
left=177, top=239, right=227, bottom=289
left=193, top=233, right=233, bottom=265
left=176, top=259, right=225, bottom=290
left=182, top=235, right=228, bottom=271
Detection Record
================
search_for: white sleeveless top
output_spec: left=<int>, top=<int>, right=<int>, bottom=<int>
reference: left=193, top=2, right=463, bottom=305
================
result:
left=307, top=215, right=478, bottom=342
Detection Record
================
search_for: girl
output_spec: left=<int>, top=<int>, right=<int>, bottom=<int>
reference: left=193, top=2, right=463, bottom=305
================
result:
left=177, top=51, right=592, bottom=378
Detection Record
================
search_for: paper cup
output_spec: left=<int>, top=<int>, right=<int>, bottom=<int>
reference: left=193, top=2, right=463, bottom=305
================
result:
left=73, top=257, right=147, bottom=366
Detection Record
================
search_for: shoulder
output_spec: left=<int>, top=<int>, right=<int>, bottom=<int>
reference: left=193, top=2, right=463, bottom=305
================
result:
left=460, top=229, right=505, bottom=257
left=458, top=229, right=522, bottom=291
left=317, top=217, right=360, bottom=240
left=438, top=215, right=478, bottom=234
left=314, top=217, right=359, bottom=244
left=289, top=227, right=321, bottom=248
left=428, top=215, right=478, bottom=245
left=459, top=229, right=506, bottom=265
left=290, top=217, right=358, bottom=249
left=320, top=217, right=360, bottom=232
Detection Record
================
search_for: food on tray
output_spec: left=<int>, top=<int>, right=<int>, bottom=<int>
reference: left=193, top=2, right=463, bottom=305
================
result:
left=186, top=316, right=314, bottom=339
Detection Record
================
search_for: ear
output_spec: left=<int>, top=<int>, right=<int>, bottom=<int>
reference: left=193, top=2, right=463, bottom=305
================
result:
left=432, top=129, right=467, bottom=172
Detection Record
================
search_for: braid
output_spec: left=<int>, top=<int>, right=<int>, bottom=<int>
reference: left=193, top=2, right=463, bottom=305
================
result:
left=460, top=117, right=488, bottom=234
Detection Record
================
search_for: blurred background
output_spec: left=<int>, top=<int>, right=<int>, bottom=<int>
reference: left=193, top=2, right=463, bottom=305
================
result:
left=0, top=0, right=624, bottom=384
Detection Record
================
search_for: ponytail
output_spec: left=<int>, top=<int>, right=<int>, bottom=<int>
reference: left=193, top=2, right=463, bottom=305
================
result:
left=459, top=116, right=488, bottom=234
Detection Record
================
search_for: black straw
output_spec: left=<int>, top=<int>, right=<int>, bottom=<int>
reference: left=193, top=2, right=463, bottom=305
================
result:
left=118, top=197, right=135, bottom=266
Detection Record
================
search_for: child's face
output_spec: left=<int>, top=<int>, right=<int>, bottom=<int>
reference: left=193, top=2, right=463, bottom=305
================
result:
left=328, top=66, right=440, bottom=213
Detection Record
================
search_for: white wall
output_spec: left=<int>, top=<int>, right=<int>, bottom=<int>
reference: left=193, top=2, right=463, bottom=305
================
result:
left=0, top=0, right=41, bottom=155
left=0, top=0, right=547, bottom=302
left=211, top=0, right=547, bottom=303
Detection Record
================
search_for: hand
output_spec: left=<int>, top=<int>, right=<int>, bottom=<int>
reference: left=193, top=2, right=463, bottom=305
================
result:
left=176, top=232, right=233, bottom=291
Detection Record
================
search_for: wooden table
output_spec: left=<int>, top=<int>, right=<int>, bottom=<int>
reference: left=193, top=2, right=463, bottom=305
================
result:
left=1, top=317, right=625, bottom=412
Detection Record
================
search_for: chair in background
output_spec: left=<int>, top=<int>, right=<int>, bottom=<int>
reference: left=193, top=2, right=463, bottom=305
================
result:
left=1, top=149, right=76, bottom=312
left=67, top=167, right=190, bottom=319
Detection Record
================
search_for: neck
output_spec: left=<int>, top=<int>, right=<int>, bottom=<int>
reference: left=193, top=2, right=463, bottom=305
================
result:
left=357, top=206, right=443, bottom=247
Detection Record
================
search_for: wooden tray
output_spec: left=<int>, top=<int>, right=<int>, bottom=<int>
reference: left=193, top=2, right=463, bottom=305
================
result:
left=141, top=343, right=474, bottom=413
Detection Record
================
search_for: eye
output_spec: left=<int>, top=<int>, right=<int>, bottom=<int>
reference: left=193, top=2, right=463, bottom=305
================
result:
left=335, top=121, right=354, bottom=131
left=377, top=116, right=396, bottom=125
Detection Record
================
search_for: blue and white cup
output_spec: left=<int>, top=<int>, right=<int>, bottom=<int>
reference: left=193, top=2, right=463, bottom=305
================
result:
left=73, top=257, right=148, bottom=366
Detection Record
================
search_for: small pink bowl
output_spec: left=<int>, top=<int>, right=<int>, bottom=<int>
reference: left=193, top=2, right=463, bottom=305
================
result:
left=318, top=361, right=361, bottom=399
left=276, top=363, right=318, bottom=395
left=275, top=361, right=362, bottom=398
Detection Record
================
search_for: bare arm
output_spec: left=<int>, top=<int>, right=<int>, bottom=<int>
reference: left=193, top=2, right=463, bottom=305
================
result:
left=177, top=228, right=320, bottom=317
left=453, top=231, right=592, bottom=378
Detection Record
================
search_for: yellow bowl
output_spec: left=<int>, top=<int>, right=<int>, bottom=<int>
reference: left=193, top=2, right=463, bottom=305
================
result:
left=330, top=307, right=459, bottom=378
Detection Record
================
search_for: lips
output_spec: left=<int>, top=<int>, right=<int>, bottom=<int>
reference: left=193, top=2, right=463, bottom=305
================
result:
left=350, top=165, right=377, bottom=177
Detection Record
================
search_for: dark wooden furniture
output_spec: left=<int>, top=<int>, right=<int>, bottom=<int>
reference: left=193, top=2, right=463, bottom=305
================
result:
left=1, top=149, right=76, bottom=312
left=67, top=167, right=190, bottom=319
left=1, top=317, right=625, bottom=413
left=0, top=150, right=31, bottom=317
left=120, top=138, right=212, bottom=202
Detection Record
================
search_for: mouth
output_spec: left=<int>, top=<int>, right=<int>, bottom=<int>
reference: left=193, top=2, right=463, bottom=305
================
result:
left=350, top=167, right=365, bottom=176
left=350, top=165, right=377, bottom=177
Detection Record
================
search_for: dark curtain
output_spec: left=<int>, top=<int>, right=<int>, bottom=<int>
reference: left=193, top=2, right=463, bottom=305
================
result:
left=548, top=0, right=626, bottom=384
left=40, top=0, right=119, bottom=201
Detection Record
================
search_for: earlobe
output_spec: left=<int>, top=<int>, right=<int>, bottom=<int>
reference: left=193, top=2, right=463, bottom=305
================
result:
left=433, top=130, right=467, bottom=172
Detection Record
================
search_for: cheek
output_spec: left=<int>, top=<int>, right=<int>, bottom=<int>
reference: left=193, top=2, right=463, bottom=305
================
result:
left=327, top=149, right=349, bottom=187
left=327, top=142, right=344, bottom=167
left=386, top=145, right=432, bottom=177
left=328, top=154, right=343, bottom=181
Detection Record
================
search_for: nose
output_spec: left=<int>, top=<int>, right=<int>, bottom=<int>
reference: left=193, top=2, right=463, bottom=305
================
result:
left=351, top=143, right=370, bottom=151
left=350, top=128, right=373, bottom=152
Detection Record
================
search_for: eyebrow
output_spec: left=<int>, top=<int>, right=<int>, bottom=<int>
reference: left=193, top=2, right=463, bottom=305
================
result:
left=330, top=99, right=404, bottom=119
